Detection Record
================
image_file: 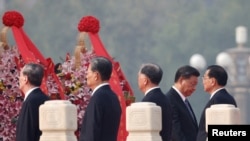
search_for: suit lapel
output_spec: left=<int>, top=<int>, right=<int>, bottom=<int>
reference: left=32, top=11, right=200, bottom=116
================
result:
left=171, top=88, right=198, bottom=125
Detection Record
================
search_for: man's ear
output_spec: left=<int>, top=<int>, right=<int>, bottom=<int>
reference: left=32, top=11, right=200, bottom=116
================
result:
left=179, top=77, right=185, bottom=86
left=143, top=77, right=148, bottom=85
left=23, top=75, right=28, bottom=84
left=94, top=71, right=99, bottom=81
left=210, top=77, right=216, bottom=86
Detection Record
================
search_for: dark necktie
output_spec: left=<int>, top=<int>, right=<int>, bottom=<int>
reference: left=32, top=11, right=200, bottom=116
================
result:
left=185, top=99, right=195, bottom=120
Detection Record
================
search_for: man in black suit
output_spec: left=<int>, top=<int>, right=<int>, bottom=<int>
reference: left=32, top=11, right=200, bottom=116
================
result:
left=79, top=56, right=121, bottom=141
left=166, top=65, right=200, bottom=141
left=196, top=65, right=237, bottom=141
left=138, top=63, right=172, bottom=141
left=16, top=63, right=50, bottom=141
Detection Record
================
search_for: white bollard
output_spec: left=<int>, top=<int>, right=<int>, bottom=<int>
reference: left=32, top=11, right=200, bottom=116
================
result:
left=39, top=100, right=77, bottom=141
left=205, top=104, right=241, bottom=141
left=126, top=102, right=162, bottom=141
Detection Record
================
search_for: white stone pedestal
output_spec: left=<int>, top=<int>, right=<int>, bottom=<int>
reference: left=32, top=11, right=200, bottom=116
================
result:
left=39, top=100, right=77, bottom=141
left=126, top=102, right=162, bottom=141
left=205, top=104, right=241, bottom=141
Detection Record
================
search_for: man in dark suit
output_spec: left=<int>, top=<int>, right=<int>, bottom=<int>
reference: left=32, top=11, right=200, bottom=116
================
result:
left=138, top=63, right=172, bottom=141
left=196, top=65, right=237, bottom=141
left=79, top=56, right=121, bottom=141
left=16, top=63, right=50, bottom=141
left=166, top=65, right=200, bottom=141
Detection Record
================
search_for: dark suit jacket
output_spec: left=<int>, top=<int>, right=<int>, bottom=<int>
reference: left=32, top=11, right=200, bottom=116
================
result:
left=16, top=88, right=49, bottom=141
left=166, top=87, right=198, bottom=141
left=79, top=85, right=122, bottom=141
left=196, top=88, right=237, bottom=141
left=142, top=88, right=172, bottom=141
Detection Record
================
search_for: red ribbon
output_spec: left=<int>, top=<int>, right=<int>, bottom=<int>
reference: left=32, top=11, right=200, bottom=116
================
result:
left=11, top=26, right=64, bottom=99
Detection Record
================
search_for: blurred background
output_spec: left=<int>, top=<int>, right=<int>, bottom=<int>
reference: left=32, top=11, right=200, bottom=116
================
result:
left=1, top=0, right=250, bottom=123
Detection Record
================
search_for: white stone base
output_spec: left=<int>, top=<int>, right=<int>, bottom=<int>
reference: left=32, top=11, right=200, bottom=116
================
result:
left=39, top=100, right=77, bottom=141
left=126, top=102, right=162, bottom=141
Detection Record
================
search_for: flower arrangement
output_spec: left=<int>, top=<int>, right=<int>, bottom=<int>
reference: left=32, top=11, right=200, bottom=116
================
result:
left=56, top=50, right=95, bottom=139
left=119, top=76, right=135, bottom=106
left=122, top=88, right=136, bottom=106
left=0, top=46, right=23, bottom=141
left=0, top=10, right=70, bottom=141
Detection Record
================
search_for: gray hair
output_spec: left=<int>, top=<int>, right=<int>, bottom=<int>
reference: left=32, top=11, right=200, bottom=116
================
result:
left=22, top=63, right=44, bottom=86
left=89, top=56, right=112, bottom=81
left=139, top=63, right=163, bottom=85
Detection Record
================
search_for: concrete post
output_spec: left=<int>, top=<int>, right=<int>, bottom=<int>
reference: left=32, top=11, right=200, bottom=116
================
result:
left=205, top=104, right=241, bottom=141
left=126, top=102, right=162, bottom=141
left=39, top=100, right=77, bottom=141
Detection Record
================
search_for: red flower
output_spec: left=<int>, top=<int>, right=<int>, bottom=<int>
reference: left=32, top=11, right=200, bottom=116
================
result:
left=126, top=99, right=132, bottom=106
left=50, top=93, right=58, bottom=100
left=2, top=10, right=24, bottom=28
left=78, top=16, right=100, bottom=33
left=65, top=73, right=72, bottom=80
left=73, top=99, right=80, bottom=105
left=64, top=86, right=71, bottom=95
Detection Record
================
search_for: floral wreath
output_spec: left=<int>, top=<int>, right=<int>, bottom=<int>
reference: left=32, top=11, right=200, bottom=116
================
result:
left=0, top=10, right=65, bottom=141
left=56, top=15, right=100, bottom=139
left=0, top=10, right=25, bottom=141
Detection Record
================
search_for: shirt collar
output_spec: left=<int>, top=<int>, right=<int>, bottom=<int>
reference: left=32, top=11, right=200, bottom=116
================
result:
left=172, top=86, right=186, bottom=102
left=145, top=86, right=160, bottom=95
left=210, top=87, right=225, bottom=99
left=91, top=83, right=109, bottom=96
left=24, top=87, right=39, bottom=101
